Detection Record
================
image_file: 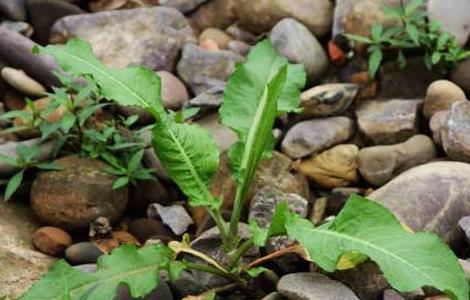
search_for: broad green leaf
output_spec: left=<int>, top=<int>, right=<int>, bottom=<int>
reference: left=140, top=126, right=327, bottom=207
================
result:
left=35, top=162, right=63, bottom=171
left=112, top=177, right=129, bottom=189
left=371, top=24, right=383, bottom=42
left=432, top=51, right=442, bottom=65
left=245, top=266, right=269, bottom=278
left=0, top=154, right=18, bottom=167
left=368, top=47, right=383, bottom=77
left=250, top=202, right=290, bottom=247
left=152, top=119, right=220, bottom=209
left=127, top=149, right=144, bottom=173
left=21, top=244, right=175, bottom=300
left=0, top=110, right=32, bottom=121
left=406, top=23, right=420, bottom=44
left=5, top=169, right=24, bottom=201
left=285, top=195, right=469, bottom=300
left=33, top=39, right=159, bottom=112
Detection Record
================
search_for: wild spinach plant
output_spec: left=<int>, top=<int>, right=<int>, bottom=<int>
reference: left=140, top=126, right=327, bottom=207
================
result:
left=345, top=0, right=470, bottom=77
left=0, top=72, right=154, bottom=198
left=21, top=39, right=469, bottom=300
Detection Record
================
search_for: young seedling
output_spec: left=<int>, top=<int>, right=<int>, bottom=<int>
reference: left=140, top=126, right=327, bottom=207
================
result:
left=345, top=0, right=470, bottom=77
left=20, top=39, right=469, bottom=300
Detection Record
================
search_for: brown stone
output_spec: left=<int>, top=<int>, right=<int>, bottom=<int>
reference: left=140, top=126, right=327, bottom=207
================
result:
left=349, top=71, right=377, bottom=99
left=199, top=27, right=232, bottom=49
left=32, top=226, right=72, bottom=256
left=31, top=156, right=128, bottom=230
left=442, top=101, right=470, bottom=162
left=423, top=80, right=467, bottom=120
left=295, top=144, right=359, bottom=188
left=190, top=0, right=237, bottom=30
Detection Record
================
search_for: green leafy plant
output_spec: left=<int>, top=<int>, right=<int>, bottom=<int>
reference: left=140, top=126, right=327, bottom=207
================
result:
left=345, top=0, right=470, bottom=77
left=0, top=143, right=62, bottom=201
left=20, top=38, right=469, bottom=300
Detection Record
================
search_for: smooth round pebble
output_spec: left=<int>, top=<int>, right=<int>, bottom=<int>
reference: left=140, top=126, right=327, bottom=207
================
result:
left=1, top=67, right=46, bottom=97
left=65, top=242, right=103, bottom=265
left=32, top=226, right=72, bottom=256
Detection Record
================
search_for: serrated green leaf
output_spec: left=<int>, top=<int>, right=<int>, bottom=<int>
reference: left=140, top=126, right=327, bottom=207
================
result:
left=285, top=195, right=469, bottom=300
left=21, top=244, right=175, bottom=300
left=5, top=169, right=24, bottom=201
left=152, top=119, right=220, bottom=209
left=33, top=39, right=159, bottom=112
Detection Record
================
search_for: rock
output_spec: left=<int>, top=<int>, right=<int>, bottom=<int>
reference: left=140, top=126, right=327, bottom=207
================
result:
left=176, top=43, right=243, bottom=95
left=196, top=113, right=237, bottom=152
left=378, top=57, right=442, bottom=99
left=190, top=0, right=237, bottom=30
left=111, top=231, right=140, bottom=245
left=2, top=88, right=25, bottom=111
left=277, top=273, right=360, bottom=300
left=295, top=144, right=359, bottom=188
left=328, top=187, right=366, bottom=215
left=89, top=216, right=112, bottom=239
left=225, top=23, right=258, bottom=44
left=147, top=204, right=194, bottom=235
left=0, top=0, right=26, bottom=21
left=0, top=200, right=55, bottom=298
left=210, top=151, right=310, bottom=218
left=300, top=83, right=359, bottom=118
left=427, top=0, right=470, bottom=46
left=32, top=226, right=72, bottom=256
left=73, top=263, right=97, bottom=273
left=429, top=110, right=449, bottom=146
left=115, top=281, right=174, bottom=300
left=383, top=289, right=406, bottom=300
left=14, top=96, right=65, bottom=126
left=1, top=67, right=46, bottom=97
left=237, top=0, right=333, bottom=37
left=158, top=70, right=190, bottom=110
left=128, top=218, right=173, bottom=243
left=262, top=292, right=285, bottom=300
left=459, top=259, right=470, bottom=282
left=159, top=0, right=210, bottom=14
left=0, top=20, right=33, bottom=37
left=50, top=7, right=195, bottom=71
left=0, top=27, right=60, bottom=88
left=26, top=0, right=84, bottom=45
left=451, top=57, right=470, bottom=95
left=199, top=27, right=232, bottom=49
left=423, top=80, right=467, bottom=120
left=270, top=18, right=328, bottom=83
left=369, top=161, right=470, bottom=248
left=31, top=156, right=129, bottom=230
left=459, top=216, right=470, bottom=245
left=358, top=135, right=437, bottom=186
left=128, top=178, right=173, bottom=213
left=143, top=148, right=170, bottom=182
left=281, top=116, right=354, bottom=159
left=0, top=139, right=54, bottom=177
left=65, top=242, right=103, bottom=265
left=227, top=40, right=251, bottom=56
left=349, top=71, right=378, bottom=99
left=188, top=90, right=224, bottom=109
left=442, top=101, right=470, bottom=162
left=356, top=99, right=422, bottom=145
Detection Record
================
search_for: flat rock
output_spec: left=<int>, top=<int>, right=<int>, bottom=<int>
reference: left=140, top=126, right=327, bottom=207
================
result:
left=427, top=0, right=470, bottom=46
left=358, top=135, right=437, bottom=186
left=423, top=80, right=467, bottom=120
left=176, top=43, right=243, bottom=95
left=1, top=67, right=46, bottom=97
left=356, top=99, right=422, bottom=145
left=199, top=27, right=232, bottom=49
left=31, top=156, right=128, bottom=230
left=159, top=0, right=210, bottom=13
left=429, top=110, right=450, bottom=146
left=451, top=57, right=470, bottom=95
left=300, top=83, right=359, bottom=118
left=196, top=112, right=237, bottom=152
left=237, top=0, right=333, bottom=37
left=147, top=204, right=194, bottom=235
left=281, top=116, right=354, bottom=159
left=296, top=144, right=359, bottom=188
left=190, top=0, right=237, bottom=30
left=50, top=7, right=195, bottom=71
left=459, top=216, right=470, bottom=245
left=0, top=0, right=26, bottom=21
left=277, top=272, right=360, bottom=300
left=442, top=101, right=470, bottom=162
left=270, top=18, right=328, bottom=83
left=369, top=161, right=470, bottom=248
left=0, top=200, right=56, bottom=298
left=26, top=0, right=84, bottom=45
left=0, top=27, right=59, bottom=87
left=158, top=70, right=189, bottom=110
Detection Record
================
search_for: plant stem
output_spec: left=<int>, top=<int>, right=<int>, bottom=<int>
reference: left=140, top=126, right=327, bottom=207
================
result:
left=207, top=208, right=229, bottom=246
left=185, top=262, right=241, bottom=282
left=229, top=239, right=254, bottom=268
left=228, top=184, right=246, bottom=248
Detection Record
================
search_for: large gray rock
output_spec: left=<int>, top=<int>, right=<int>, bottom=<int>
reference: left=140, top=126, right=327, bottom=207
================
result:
left=190, top=0, right=237, bottom=30
left=356, top=99, right=422, bottom=145
left=427, top=0, right=470, bottom=46
left=423, top=80, right=467, bottom=120
left=159, top=0, right=210, bottom=13
left=358, top=135, right=437, bottom=186
left=50, top=7, right=196, bottom=72
left=451, top=57, right=470, bottom=95
left=442, top=101, right=470, bottom=162
left=196, top=113, right=237, bottom=152
left=0, top=200, right=56, bottom=298
left=281, top=117, right=354, bottom=159
left=0, top=0, right=26, bottom=21
left=237, top=0, right=333, bottom=37
left=369, top=161, right=470, bottom=248
left=277, top=273, right=360, bottom=300
left=176, top=43, right=243, bottom=95
left=0, top=27, right=60, bottom=87
left=270, top=18, right=328, bottom=83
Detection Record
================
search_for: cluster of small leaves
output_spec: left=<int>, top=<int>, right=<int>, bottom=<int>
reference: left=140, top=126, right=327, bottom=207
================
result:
left=345, top=0, right=470, bottom=77
left=20, top=38, right=470, bottom=300
left=0, top=73, right=154, bottom=199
